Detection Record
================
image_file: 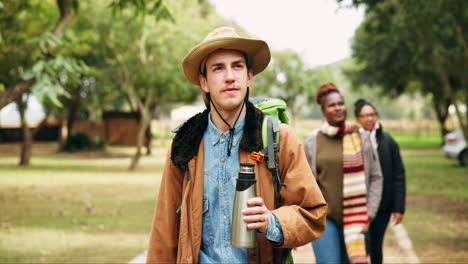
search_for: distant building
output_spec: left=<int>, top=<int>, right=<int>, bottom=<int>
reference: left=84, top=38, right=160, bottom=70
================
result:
left=170, top=104, right=205, bottom=121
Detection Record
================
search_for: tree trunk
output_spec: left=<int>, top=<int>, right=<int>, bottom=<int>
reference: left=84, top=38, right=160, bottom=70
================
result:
left=0, top=79, right=35, bottom=110
left=430, top=49, right=468, bottom=140
left=57, top=119, right=66, bottom=148
left=145, top=104, right=157, bottom=155
left=453, top=102, right=468, bottom=140
left=431, top=96, right=450, bottom=145
left=145, top=122, right=152, bottom=155
left=465, top=91, right=468, bottom=138
left=16, top=97, right=32, bottom=166
left=129, top=108, right=151, bottom=170
left=65, top=85, right=83, bottom=140
left=53, top=0, right=73, bottom=37
left=453, top=22, right=468, bottom=77
left=129, top=146, right=142, bottom=171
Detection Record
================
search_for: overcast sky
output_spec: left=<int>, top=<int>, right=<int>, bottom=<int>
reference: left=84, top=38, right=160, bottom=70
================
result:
left=209, top=0, right=364, bottom=67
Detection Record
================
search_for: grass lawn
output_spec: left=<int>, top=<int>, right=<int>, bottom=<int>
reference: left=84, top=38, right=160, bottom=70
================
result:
left=0, top=131, right=467, bottom=263
left=378, top=131, right=467, bottom=262
left=402, top=148, right=468, bottom=263
left=392, top=132, right=442, bottom=150
left=0, top=142, right=167, bottom=263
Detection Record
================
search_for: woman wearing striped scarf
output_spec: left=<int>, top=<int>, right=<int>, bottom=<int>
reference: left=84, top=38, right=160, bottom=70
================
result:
left=303, top=83, right=383, bottom=264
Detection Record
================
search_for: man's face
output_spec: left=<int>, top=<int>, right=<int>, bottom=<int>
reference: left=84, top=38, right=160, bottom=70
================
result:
left=322, top=92, right=347, bottom=127
left=199, top=49, right=253, bottom=112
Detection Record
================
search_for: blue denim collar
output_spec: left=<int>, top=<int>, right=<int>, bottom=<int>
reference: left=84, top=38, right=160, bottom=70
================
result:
left=207, top=113, right=245, bottom=147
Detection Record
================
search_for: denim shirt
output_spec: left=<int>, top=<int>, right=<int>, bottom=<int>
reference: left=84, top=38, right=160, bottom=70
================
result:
left=199, top=113, right=284, bottom=263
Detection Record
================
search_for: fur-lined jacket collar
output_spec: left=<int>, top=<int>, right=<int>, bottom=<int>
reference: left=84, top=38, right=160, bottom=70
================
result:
left=171, top=101, right=265, bottom=172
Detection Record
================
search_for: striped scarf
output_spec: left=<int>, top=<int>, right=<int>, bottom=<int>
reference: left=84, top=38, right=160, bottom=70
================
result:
left=321, top=123, right=368, bottom=264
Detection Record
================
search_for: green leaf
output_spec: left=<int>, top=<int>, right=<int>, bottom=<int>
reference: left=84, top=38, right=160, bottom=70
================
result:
left=22, top=70, right=35, bottom=80
left=152, top=0, right=162, bottom=12
left=48, top=92, right=63, bottom=107
left=31, top=61, right=45, bottom=75
left=39, top=40, right=47, bottom=53
left=155, top=6, right=174, bottom=23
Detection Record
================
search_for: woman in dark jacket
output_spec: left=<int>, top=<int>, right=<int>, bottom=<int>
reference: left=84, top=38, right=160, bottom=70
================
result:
left=354, top=99, right=406, bottom=264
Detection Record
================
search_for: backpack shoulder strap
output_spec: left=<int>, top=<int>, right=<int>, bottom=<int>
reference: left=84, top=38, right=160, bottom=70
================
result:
left=262, top=115, right=293, bottom=264
left=262, top=116, right=286, bottom=208
left=262, top=115, right=279, bottom=169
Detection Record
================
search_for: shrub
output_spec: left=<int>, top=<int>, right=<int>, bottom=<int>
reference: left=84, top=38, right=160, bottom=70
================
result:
left=61, top=132, right=107, bottom=152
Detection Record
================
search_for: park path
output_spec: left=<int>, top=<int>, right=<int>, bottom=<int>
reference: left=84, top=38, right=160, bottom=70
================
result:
left=291, top=223, right=419, bottom=264
left=129, top=224, right=418, bottom=263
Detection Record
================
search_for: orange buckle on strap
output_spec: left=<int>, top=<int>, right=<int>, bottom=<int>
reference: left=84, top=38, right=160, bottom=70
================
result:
left=251, top=151, right=265, bottom=163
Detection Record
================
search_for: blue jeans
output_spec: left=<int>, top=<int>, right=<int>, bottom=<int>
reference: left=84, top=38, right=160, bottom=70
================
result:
left=312, top=218, right=349, bottom=264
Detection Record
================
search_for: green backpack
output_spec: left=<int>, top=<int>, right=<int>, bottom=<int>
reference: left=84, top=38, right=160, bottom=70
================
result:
left=250, top=97, right=293, bottom=264
left=250, top=97, right=289, bottom=209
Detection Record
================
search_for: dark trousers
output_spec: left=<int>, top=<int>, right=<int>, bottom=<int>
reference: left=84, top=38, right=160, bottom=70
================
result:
left=367, top=210, right=392, bottom=264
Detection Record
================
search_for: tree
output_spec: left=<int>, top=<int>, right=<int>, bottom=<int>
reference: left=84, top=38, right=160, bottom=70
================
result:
left=93, top=0, right=221, bottom=170
left=345, top=0, right=468, bottom=140
left=254, top=50, right=318, bottom=124
left=1, top=0, right=93, bottom=165
left=0, top=0, right=78, bottom=110
left=0, top=0, right=174, bottom=110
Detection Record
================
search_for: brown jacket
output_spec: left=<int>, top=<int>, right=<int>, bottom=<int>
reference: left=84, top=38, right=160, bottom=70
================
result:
left=147, top=102, right=327, bottom=263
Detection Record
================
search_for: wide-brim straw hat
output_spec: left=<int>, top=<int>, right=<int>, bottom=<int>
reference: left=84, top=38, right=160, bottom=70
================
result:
left=182, top=27, right=271, bottom=86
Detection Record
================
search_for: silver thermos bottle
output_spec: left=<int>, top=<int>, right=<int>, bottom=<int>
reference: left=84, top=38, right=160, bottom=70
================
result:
left=231, top=163, right=257, bottom=248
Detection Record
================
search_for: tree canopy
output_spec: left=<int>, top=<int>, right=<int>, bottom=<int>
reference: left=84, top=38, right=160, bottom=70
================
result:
left=345, top=0, right=468, bottom=137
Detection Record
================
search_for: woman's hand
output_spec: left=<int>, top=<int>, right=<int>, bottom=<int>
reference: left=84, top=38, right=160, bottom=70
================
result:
left=392, top=212, right=404, bottom=225
left=361, top=217, right=372, bottom=233
left=361, top=223, right=369, bottom=233
left=344, top=120, right=359, bottom=134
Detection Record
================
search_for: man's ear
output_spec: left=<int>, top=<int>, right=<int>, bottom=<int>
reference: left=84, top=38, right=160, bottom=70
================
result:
left=199, top=74, right=209, bottom=93
left=247, top=70, right=254, bottom=87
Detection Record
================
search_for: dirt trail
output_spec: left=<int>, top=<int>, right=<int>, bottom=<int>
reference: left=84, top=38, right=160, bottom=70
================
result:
left=129, top=225, right=418, bottom=263
left=292, top=224, right=418, bottom=263
left=292, top=243, right=410, bottom=263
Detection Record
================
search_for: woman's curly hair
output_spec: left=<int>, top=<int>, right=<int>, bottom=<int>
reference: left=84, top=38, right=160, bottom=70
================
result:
left=316, top=82, right=341, bottom=106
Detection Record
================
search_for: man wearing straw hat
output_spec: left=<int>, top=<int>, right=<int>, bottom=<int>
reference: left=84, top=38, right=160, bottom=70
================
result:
left=146, top=27, right=327, bottom=263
